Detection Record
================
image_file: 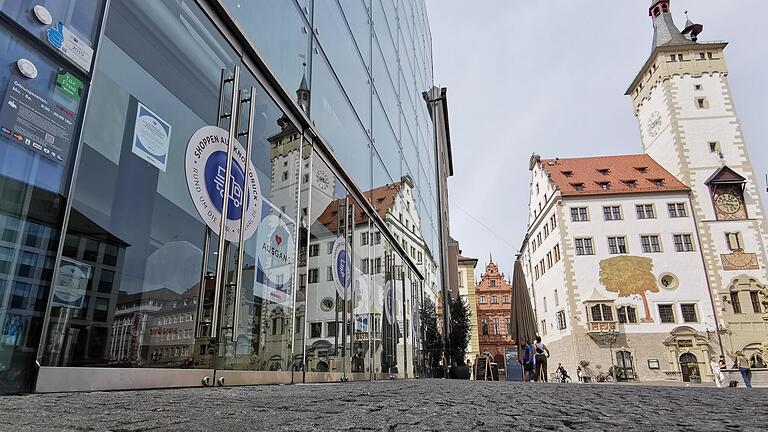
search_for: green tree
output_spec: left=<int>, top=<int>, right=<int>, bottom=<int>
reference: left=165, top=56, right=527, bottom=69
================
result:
left=599, top=256, right=658, bottom=322
left=420, top=297, right=442, bottom=368
left=448, top=295, right=471, bottom=366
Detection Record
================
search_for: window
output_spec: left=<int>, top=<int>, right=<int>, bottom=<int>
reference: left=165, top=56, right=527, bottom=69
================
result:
left=750, top=291, right=762, bottom=313
left=653, top=179, right=664, bottom=187
left=598, top=182, right=610, bottom=190
left=360, top=232, right=368, bottom=245
left=634, top=166, right=648, bottom=174
left=572, top=183, right=584, bottom=191
left=309, top=244, right=320, bottom=257
left=667, top=203, right=687, bottom=217
left=625, top=180, right=637, bottom=189
left=696, top=97, right=707, bottom=109
left=310, top=323, right=322, bottom=338
left=730, top=292, right=743, bottom=313
left=699, top=52, right=706, bottom=60
left=681, top=304, right=698, bottom=323
left=556, top=310, right=566, bottom=330
left=360, top=258, right=370, bottom=274
left=597, top=168, right=610, bottom=176
left=326, top=322, right=337, bottom=337
left=636, top=204, right=655, bottom=219
left=327, top=241, right=334, bottom=254
left=506, top=318, right=512, bottom=335
left=708, top=141, right=720, bottom=153
left=308, top=268, right=319, bottom=284
left=281, top=171, right=288, bottom=181
left=374, top=257, right=382, bottom=274
left=669, top=54, right=676, bottom=62
left=490, top=279, right=497, bottom=287
left=493, top=318, right=500, bottom=335
left=640, top=235, right=662, bottom=253
left=479, top=295, right=486, bottom=304
left=554, top=289, right=559, bottom=306
left=695, top=84, right=702, bottom=90
left=553, top=244, right=561, bottom=262
left=561, top=170, right=573, bottom=177
left=673, top=234, right=694, bottom=252
left=550, top=214, right=557, bottom=229
left=590, top=304, right=613, bottom=321
left=503, top=295, right=510, bottom=304
left=327, top=266, right=334, bottom=281
left=374, top=231, right=382, bottom=245
left=658, top=304, right=675, bottom=323
left=607, top=236, right=628, bottom=254
left=603, top=206, right=622, bottom=221
left=540, top=320, right=547, bottom=335
left=617, top=306, right=638, bottom=324
left=546, top=252, right=553, bottom=268
left=726, top=232, right=744, bottom=251
left=491, top=295, right=498, bottom=304
left=482, top=319, right=488, bottom=335
left=539, top=259, right=545, bottom=274
left=544, top=224, right=550, bottom=238
left=575, top=238, right=594, bottom=255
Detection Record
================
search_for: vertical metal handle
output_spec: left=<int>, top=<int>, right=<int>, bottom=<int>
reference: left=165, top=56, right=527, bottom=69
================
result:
left=232, top=87, right=256, bottom=342
left=211, top=65, right=240, bottom=337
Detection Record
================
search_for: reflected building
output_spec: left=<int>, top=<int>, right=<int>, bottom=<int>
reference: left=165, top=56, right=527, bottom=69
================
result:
left=0, top=0, right=452, bottom=393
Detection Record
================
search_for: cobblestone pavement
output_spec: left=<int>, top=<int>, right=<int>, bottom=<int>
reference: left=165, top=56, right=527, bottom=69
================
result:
left=1, top=380, right=765, bottom=432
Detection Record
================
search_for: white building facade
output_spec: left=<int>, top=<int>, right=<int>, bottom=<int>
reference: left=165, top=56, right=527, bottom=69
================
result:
left=522, top=154, right=718, bottom=382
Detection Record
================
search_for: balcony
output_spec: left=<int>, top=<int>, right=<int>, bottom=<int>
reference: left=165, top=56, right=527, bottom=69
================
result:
left=585, top=320, right=618, bottom=333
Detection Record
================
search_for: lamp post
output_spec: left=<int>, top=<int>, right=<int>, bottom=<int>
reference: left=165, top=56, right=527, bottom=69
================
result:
left=600, top=328, right=617, bottom=382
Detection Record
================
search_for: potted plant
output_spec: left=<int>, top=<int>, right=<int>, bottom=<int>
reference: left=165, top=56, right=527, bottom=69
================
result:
left=447, top=295, right=472, bottom=379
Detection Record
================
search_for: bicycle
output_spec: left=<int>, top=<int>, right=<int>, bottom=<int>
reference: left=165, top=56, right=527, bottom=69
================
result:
left=595, top=371, right=614, bottom=383
left=552, top=370, right=572, bottom=383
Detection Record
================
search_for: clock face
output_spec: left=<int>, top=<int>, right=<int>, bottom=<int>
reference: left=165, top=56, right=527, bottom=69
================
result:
left=647, top=111, right=662, bottom=138
left=715, top=193, right=741, bottom=214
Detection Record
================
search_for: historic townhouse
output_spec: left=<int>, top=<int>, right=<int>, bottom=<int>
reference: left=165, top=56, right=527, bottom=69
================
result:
left=520, top=0, right=768, bottom=383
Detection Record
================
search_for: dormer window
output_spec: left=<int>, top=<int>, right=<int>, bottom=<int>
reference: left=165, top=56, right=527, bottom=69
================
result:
left=597, top=168, right=610, bottom=176
left=597, top=181, right=610, bottom=190
left=624, top=180, right=638, bottom=189
left=652, top=179, right=665, bottom=187
left=561, top=170, right=573, bottom=177
left=572, top=183, right=584, bottom=191
left=634, top=166, right=648, bottom=174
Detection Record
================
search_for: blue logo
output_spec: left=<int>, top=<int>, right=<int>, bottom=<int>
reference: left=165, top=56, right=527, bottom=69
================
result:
left=47, top=22, right=64, bottom=49
left=336, top=250, right=348, bottom=288
left=204, top=150, right=247, bottom=221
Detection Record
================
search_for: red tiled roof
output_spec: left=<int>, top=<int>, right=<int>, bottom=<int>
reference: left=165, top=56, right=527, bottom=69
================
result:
left=316, top=182, right=402, bottom=232
left=540, top=154, right=689, bottom=197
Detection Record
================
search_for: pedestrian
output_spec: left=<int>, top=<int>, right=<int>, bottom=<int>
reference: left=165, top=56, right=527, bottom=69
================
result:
left=533, top=335, right=550, bottom=382
left=576, top=366, right=582, bottom=383
left=710, top=356, right=725, bottom=388
left=718, top=355, right=727, bottom=371
left=466, top=359, right=473, bottom=380
left=731, top=351, right=752, bottom=388
left=522, top=339, right=534, bottom=382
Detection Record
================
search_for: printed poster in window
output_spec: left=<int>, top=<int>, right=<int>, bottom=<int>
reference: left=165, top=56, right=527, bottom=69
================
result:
left=52, top=257, right=91, bottom=309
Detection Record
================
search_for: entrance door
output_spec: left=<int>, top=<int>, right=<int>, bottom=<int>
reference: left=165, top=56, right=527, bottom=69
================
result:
left=616, top=351, right=635, bottom=380
left=679, top=352, right=698, bottom=382
left=33, top=0, right=307, bottom=392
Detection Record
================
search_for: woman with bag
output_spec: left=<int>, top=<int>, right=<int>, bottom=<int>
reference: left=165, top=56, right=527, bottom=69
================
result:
left=533, top=336, right=550, bottom=382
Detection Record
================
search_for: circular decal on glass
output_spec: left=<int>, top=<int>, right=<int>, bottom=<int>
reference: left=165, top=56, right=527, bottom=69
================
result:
left=384, top=280, right=395, bottom=324
left=331, top=237, right=352, bottom=299
left=185, top=125, right=261, bottom=242
left=254, top=214, right=294, bottom=286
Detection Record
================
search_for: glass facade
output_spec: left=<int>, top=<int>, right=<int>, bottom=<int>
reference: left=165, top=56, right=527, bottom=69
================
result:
left=0, top=0, right=442, bottom=393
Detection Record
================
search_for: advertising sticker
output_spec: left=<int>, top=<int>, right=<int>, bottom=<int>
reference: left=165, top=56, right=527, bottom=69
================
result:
left=52, top=258, right=91, bottom=309
left=132, top=102, right=171, bottom=172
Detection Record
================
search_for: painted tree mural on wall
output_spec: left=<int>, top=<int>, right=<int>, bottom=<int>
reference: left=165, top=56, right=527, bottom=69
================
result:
left=599, top=256, right=658, bottom=323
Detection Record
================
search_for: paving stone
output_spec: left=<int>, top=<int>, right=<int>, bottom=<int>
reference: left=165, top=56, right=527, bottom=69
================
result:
left=0, top=380, right=765, bottom=431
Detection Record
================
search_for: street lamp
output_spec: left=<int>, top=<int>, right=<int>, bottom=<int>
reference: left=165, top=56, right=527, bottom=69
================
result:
left=600, top=328, right=617, bottom=382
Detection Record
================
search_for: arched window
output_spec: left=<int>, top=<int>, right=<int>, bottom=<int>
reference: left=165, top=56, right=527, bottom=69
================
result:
left=481, top=319, right=488, bottom=336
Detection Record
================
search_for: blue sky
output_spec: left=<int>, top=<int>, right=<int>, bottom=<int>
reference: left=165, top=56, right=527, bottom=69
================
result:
left=427, top=0, right=768, bottom=279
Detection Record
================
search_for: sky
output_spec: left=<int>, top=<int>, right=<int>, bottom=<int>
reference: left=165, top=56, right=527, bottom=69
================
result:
left=426, top=0, right=768, bottom=280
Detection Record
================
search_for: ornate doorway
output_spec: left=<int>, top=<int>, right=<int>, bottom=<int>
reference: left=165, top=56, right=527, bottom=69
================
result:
left=679, top=352, right=698, bottom=382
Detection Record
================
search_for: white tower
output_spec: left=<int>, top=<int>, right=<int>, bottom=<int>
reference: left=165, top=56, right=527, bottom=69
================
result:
left=627, top=0, right=768, bottom=357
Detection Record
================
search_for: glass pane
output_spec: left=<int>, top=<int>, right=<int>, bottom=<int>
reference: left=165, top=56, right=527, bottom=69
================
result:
left=40, top=0, right=238, bottom=370
left=220, top=0, right=310, bottom=94
left=0, top=20, right=86, bottom=393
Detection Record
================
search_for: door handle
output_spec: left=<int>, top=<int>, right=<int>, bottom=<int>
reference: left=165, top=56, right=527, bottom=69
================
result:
left=210, top=65, right=240, bottom=338
left=231, top=86, right=256, bottom=342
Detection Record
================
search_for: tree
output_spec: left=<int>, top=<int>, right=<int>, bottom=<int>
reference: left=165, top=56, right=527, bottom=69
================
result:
left=599, top=256, right=658, bottom=322
left=420, top=297, right=442, bottom=368
left=448, top=295, right=471, bottom=366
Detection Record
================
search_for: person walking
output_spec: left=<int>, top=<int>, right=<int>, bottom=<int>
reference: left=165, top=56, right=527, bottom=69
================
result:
left=732, top=351, right=752, bottom=388
left=710, top=356, right=725, bottom=388
left=533, top=336, right=550, bottom=382
left=522, top=340, right=534, bottom=382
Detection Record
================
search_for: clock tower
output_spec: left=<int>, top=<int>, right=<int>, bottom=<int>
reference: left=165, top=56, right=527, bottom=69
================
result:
left=627, top=0, right=768, bottom=355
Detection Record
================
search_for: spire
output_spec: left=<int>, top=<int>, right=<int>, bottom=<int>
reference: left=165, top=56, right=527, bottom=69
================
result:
left=296, top=72, right=310, bottom=113
left=648, top=0, right=694, bottom=52
left=489, top=252, right=493, bottom=263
